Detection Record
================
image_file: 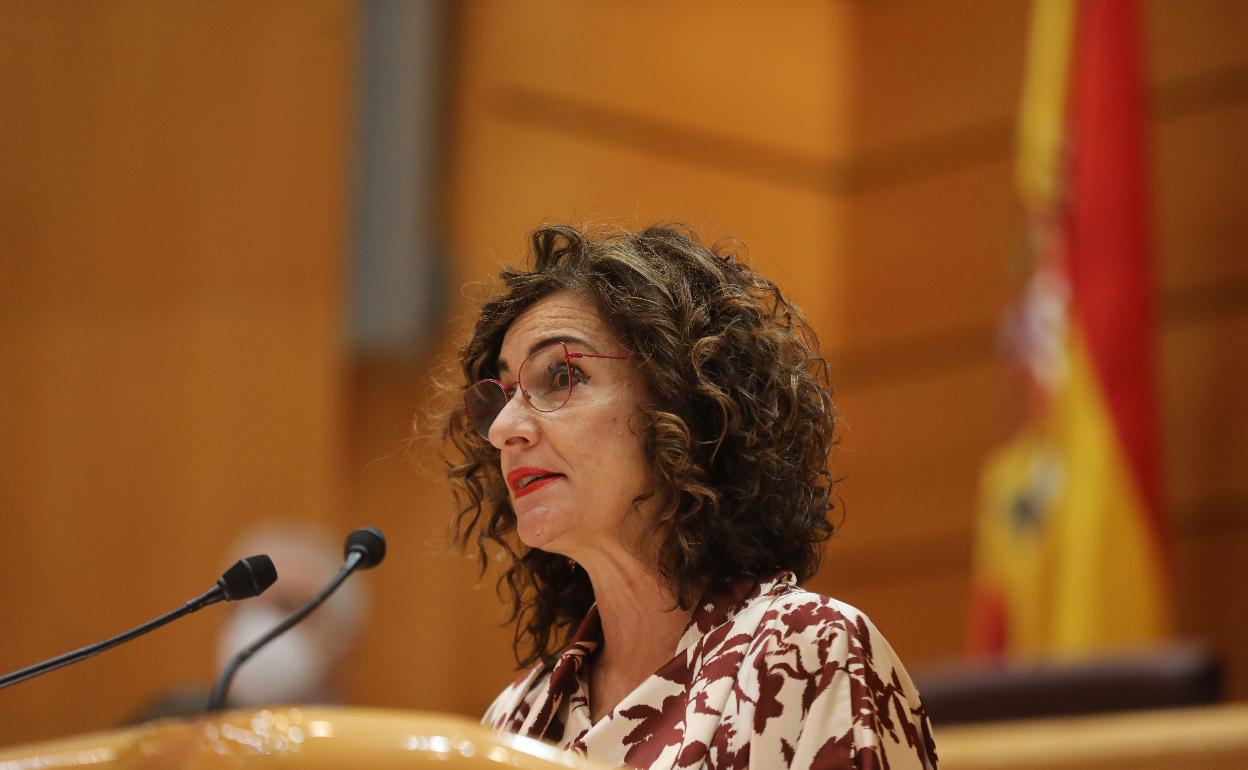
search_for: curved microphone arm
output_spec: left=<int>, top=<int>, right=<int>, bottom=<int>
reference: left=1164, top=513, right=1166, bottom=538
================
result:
left=0, top=554, right=274, bottom=691
left=207, top=551, right=362, bottom=711
left=0, top=588, right=221, bottom=690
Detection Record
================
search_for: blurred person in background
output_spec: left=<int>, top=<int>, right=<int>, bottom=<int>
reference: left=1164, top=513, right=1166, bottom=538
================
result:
left=216, top=521, right=369, bottom=707
left=445, top=225, right=937, bottom=769
left=130, top=522, right=368, bottom=722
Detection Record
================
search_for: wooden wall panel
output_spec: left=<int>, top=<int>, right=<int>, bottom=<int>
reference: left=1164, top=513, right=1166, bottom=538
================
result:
left=0, top=1, right=354, bottom=746
left=831, top=359, right=1000, bottom=554
left=1163, top=309, right=1248, bottom=527
left=447, top=120, right=847, bottom=342
left=841, top=159, right=1018, bottom=351
left=1175, top=527, right=1248, bottom=701
left=1147, top=0, right=1248, bottom=86
left=1148, top=0, right=1248, bottom=700
left=847, top=1, right=1029, bottom=154
left=1153, top=103, right=1248, bottom=292
left=455, top=1, right=853, bottom=157
left=445, top=0, right=854, bottom=342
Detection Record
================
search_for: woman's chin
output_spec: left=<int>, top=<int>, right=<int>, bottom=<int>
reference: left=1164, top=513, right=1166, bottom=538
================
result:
left=516, top=505, right=561, bottom=550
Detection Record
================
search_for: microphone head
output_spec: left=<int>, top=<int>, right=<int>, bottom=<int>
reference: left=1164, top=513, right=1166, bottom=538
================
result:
left=344, top=528, right=386, bottom=570
left=217, top=554, right=278, bottom=600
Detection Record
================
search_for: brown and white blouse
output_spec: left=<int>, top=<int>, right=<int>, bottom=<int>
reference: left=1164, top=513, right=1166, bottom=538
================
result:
left=483, top=572, right=938, bottom=769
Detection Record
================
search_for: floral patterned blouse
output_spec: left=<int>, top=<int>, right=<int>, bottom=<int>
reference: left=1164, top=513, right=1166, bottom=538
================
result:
left=483, top=572, right=938, bottom=769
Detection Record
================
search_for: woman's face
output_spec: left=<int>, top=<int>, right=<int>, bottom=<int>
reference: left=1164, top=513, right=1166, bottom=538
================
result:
left=488, top=291, right=654, bottom=563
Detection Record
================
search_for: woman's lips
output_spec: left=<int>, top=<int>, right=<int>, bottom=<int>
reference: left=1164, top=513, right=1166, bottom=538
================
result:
left=513, top=474, right=563, bottom=499
left=507, top=466, right=566, bottom=499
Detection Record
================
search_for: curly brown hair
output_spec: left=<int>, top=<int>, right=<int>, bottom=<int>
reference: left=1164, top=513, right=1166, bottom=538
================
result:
left=445, top=224, right=837, bottom=667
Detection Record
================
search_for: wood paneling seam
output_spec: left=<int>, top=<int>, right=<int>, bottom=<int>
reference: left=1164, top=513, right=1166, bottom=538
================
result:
left=491, top=63, right=1248, bottom=197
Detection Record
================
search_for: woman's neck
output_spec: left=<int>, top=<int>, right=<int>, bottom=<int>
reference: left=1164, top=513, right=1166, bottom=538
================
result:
left=575, top=548, right=694, bottom=720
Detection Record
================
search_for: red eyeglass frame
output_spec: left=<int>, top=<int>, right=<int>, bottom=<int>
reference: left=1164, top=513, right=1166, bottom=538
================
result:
left=462, top=341, right=630, bottom=437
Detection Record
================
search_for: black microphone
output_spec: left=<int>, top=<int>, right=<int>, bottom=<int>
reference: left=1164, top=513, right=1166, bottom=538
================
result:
left=207, top=527, right=386, bottom=712
left=0, top=555, right=277, bottom=691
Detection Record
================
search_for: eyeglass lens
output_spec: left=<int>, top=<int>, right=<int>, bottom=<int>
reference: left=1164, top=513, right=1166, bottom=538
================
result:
left=464, top=343, right=575, bottom=438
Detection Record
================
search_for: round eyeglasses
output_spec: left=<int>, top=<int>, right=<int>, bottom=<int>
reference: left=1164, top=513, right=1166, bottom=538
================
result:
left=463, top=341, right=630, bottom=439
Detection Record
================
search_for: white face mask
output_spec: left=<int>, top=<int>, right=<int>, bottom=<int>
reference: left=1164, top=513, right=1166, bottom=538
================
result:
left=216, top=604, right=331, bottom=707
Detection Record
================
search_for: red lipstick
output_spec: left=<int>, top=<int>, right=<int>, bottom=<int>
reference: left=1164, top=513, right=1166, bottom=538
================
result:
left=507, top=466, right=565, bottom=499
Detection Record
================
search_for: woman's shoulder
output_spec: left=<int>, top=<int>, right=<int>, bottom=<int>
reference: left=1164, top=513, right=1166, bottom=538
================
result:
left=749, top=575, right=879, bottom=630
left=739, top=578, right=938, bottom=768
left=767, top=582, right=877, bottom=628
left=748, top=579, right=911, bottom=672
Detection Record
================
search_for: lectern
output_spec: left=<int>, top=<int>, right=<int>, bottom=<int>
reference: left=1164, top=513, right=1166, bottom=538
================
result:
left=0, top=707, right=607, bottom=769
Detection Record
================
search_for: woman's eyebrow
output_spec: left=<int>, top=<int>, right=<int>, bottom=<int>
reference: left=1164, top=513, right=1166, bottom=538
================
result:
left=497, top=334, right=599, bottom=374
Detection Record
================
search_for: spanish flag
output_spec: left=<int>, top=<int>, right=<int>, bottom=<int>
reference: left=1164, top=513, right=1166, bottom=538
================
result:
left=969, top=0, right=1171, bottom=657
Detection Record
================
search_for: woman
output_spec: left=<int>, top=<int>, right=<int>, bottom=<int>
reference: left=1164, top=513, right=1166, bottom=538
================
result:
left=446, top=224, right=937, bottom=769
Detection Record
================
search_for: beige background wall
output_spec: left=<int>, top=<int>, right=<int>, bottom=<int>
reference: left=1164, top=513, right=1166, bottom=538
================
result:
left=0, top=0, right=355, bottom=744
left=1, top=0, right=1244, bottom=748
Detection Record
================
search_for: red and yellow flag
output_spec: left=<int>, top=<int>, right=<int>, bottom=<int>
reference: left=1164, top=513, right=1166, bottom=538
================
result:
left=970, top=0, right=1170, bottom=658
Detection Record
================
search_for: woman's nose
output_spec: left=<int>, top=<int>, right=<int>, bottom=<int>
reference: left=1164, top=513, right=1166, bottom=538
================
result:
left=488, top=389, right=538, bottom=450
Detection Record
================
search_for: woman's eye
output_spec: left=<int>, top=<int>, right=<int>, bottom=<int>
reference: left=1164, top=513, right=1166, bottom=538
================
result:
left=559, top=364, right=590, bottom=389
left=542, top=363, right=586, bottom=392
